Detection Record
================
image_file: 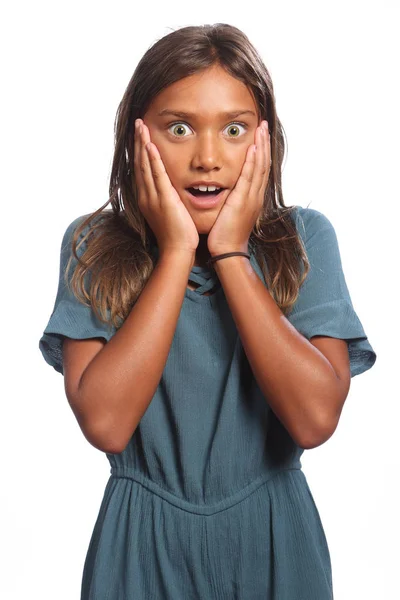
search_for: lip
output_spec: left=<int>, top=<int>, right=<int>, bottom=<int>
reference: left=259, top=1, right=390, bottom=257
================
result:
left=185, top=188, right=227, bottom=209
left=187, top=180, right=225, bottom=188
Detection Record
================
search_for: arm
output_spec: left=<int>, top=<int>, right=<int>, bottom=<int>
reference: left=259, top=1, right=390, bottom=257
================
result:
left=212, top=255, right=351, bottom=450
left=66, top=250, right=194, bottom=454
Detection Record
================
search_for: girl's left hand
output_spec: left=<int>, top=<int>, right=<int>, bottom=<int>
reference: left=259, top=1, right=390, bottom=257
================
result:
left=207, top=120, right=271, bottom=256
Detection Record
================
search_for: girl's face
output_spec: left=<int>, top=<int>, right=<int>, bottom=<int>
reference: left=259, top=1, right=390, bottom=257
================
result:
left=142, top=64, right=260, bottom=233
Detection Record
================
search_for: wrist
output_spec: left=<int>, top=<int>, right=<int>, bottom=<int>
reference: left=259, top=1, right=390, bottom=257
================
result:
left=207, top=250, right=250, bottom=269
left=159, top=249, right=196, bottom=268
left=208, top=247, right=249, bottom=258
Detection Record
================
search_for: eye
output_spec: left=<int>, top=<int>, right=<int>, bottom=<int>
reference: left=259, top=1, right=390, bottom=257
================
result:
left=167, top=122, right=248, bottom=139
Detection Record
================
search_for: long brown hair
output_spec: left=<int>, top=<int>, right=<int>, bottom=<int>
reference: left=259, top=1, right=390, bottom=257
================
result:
left=66, top=23, right=310, bottom=330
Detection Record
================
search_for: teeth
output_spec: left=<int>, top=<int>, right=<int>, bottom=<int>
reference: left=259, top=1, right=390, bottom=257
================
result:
left=192, top=185, right=221, bottom=192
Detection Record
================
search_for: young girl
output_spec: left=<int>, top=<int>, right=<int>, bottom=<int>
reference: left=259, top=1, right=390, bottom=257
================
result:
left=39, top=23, right=376, bottom=600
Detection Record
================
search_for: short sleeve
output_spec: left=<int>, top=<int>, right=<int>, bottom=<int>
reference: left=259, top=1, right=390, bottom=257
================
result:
left=39, top=215, right=116, bottom=375
left=287, top=206, right=377, bottom=378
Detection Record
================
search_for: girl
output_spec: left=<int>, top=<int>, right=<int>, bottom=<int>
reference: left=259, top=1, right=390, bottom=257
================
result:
left=39, top=23, right=377, bottom=600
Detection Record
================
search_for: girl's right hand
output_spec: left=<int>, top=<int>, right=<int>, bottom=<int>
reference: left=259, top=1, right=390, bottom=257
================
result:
left=134, top=119, right=199, bottom=257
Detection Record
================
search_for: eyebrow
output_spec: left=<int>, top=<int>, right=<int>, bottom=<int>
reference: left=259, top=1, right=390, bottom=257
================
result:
left=156, top=109, right=257, bottom=119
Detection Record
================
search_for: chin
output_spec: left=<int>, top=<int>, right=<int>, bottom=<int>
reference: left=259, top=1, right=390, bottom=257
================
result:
left=196, top=223, right=214, bottom=235
left=190, top=213, right=219, bottom=235
left=184, top=201, right=224, bottom=232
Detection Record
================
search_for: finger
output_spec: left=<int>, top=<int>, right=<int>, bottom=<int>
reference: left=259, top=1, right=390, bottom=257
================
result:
left=252, top=123, right=268, bottom=195
left=265, top=122, right=272, bottom=169
left=265, top=123, right=272, bottom=188
left=141, top=123, right=174, bottom=201
left=134, top=119, right=144, bottom=192
left=137, top=121, right=160, bottom=204
left=134, top=119, right=154, bottom=203
left=229, top=137, right=257, bottom=205
left=237, top=123, right=264, bottom=201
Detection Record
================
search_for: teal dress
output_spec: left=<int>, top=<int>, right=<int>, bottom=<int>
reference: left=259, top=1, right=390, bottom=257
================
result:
left=39, top=205, right=377, bottom=599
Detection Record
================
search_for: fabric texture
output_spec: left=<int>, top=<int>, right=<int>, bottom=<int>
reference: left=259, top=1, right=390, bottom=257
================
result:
left=286, top=207, right=375, bottom=377
left=39, top=214, right=115, bottom=375
left=39, top=205, right=376, bottom=599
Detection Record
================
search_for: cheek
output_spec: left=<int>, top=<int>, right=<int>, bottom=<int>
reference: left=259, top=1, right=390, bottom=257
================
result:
left=232, top=154, right=247, bottom=180
left=150, top=133, right=174, bottom=161
left=156, top=143, right=184, bottom=176
left=159, top=152, right=177, bottom=175
left=156, top=149, right=181, bottom=186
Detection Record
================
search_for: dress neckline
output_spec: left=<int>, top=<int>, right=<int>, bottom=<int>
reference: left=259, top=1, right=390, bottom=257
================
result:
left=186, top=264, right=223, bottom=305
left=150, top=243, right=260, bottom=307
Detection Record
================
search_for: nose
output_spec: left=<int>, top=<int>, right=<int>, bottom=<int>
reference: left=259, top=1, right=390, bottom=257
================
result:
left=190, top=133, right=222, bottom=170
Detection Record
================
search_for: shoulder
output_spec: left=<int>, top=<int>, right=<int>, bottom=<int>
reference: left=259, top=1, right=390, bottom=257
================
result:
left=292, top=204, right=337, bottom=246
left=63, top=214, right=88, bottom=239
left=59, top=212, right=113, bottom=269
left=62, top=210, right=112, bottom=246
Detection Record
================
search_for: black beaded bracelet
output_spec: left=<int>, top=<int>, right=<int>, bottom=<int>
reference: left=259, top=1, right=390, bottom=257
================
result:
left=207, top=251, right=251, bottom=268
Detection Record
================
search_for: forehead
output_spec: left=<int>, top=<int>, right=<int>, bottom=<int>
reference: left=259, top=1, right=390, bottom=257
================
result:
left=147, top=66, right=258, bottom=120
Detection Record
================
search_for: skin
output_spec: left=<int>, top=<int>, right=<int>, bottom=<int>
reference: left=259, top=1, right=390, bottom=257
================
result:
left=141, top=64, right=269, bottom=268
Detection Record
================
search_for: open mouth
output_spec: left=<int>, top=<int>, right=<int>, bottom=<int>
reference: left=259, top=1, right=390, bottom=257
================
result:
left=186, top=187, right=226, bottom=197
left=184, top=187, right=227, bottom=208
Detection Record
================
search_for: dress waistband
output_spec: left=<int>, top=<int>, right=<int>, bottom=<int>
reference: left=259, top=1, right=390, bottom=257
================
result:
left=109, top=465, right=302, bottom=516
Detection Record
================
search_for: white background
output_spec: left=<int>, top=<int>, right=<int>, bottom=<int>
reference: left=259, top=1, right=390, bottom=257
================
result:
left=1, top=1, right=398, bottom=598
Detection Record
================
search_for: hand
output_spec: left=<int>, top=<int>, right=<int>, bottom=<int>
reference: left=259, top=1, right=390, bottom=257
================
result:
left=207, top=120, right=272, bottom=256
left=134, top=119, right=199, bottom=256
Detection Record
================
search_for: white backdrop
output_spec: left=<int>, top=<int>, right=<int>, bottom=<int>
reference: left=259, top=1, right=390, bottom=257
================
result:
left=1, top=1, right=397, bottom=598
